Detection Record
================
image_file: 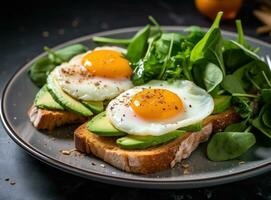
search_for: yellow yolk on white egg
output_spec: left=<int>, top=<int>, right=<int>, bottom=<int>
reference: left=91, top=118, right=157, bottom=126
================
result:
left=106, top=80, right=214, bottom=136
left=53, top=47, right=133, bottom=101
left=82, top=50, right=132, bottom=79
left=130, top=89, right=184, bottom=121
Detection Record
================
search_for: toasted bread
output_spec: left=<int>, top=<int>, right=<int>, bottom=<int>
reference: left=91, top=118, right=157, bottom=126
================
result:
left=74, top=108, right=240, bottom=174
left=28, top=105, right=87, bottom=130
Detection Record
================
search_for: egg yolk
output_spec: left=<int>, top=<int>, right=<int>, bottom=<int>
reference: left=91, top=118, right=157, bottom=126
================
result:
left=82, top=50, right=132, bottom=79
left=130, top=89, right=184, bottom=121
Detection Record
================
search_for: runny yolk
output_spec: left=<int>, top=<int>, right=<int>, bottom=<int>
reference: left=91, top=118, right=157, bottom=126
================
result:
left=81, top=50, right=132, bottom=79
left=130, top=89, right=185, bottom=121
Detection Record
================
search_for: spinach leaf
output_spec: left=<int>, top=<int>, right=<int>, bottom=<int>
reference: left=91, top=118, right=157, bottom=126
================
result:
left=45, top=44, right=87, bottom=65
left=193, top=62, right=223, bottom=92
left=29, top=57, right=55, bottom=87
left=221, top=74, right=246, bottom=94
left=224, top=120, right=247, bottom=132
left=232, top=96, right=253, bottom=119
left=262, top=108, right=271, bottom=128
left=131, top=35, right=162, bottom=85
left=190, top=11, right=225, bottom=75
left=252, top=103, right=271, bottom=138
left=207, top=131, right=256, bottom=161
left=245, top=60, right=271, bottom=89
left=29, top=44, right=88, bottom=87
left=223, top=40, right=251, bottom=73
left=184, top=26, right=205, bottom=45
left=126, top=25, right=150, bottom=63
left=261, top=89, right=271, bottom=103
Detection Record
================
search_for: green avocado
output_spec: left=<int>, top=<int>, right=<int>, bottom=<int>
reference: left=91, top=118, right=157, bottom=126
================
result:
left=213, top=95, right=232, bottom=114
left=116, top=130, right=187, bottom=150
left=82, top=100, right=104, bottom=114
left=179, top=122, right=203, bottom=132
left=87, top=112, right=126, bottom=136
left=47, top=73, right=93, bottom=116
left=34, top=85, right=64, bottom=110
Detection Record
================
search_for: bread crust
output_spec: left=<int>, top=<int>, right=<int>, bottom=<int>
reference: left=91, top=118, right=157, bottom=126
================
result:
left=28, top=105, right=87, bottom=130
left=74, top=108, right=240, bottom=174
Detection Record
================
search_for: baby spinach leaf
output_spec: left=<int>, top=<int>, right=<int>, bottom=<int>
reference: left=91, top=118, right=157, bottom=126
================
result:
left=154, top=33, right=184, bottom=59
left=252, top=104, right=271, bottom=138
left=245, top=60, right=271, bottom=89
left=126, top=25, right=150, bottom=63
left=223, top=20, right=262, bottom=73
left=223, top=41, right=251, bottom=73
left=184, top=26, right=205, bottom=45
left=46, top=44, right=87, bottom=65
left=232, top=96, right=253, bottom=119
left=207, top=131, right=256, bottom=161
left=224, top=120, right=247, bottom=132
left=262, top=108, right=271, bottom=128
left=29, top=57, right=56, bottom=87
left=221, top=74, right=246, bottom=94
left=190, top=12, right=225, bottom=75
left=261, top=89, right=271, bottom=103
left=193, top=62, right=223, bottom=92
left=29, top=44, right=88, bottom=87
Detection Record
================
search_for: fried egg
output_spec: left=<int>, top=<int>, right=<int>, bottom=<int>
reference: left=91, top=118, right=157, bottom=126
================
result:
left=54, top=46, right=133, bottom=101
left=106, top=80, right=214, bottom=136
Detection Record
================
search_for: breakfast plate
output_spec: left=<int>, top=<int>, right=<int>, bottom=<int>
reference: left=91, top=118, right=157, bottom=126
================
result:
left=1, top=26, right=271, bottom=189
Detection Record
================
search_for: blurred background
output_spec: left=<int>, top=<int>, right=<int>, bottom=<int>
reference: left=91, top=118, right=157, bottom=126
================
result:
left=1, top=0, right=271, bottom=199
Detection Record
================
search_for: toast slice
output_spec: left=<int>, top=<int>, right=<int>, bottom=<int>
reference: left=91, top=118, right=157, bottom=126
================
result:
left=74, top=109, right=240, bottom=174
left=28, top=105, right=88, bottom=130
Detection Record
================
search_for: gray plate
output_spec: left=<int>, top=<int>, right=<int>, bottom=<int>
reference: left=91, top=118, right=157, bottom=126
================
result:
left=1, top=27, right=271, bottom=189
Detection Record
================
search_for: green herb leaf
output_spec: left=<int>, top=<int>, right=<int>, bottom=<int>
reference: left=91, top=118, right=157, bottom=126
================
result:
left=193, top=62, right=223, bottom=92
left=190, top=12, right=225, bottom=75
left=252, top=103, right=271, bottom=138
left=126, top=25, right=150, bottom=63
left=221, top=74, right=246, bottom=94
left=29, top=44, right=88, bottom=87
left=29, top=57, right=56, bottom=87
left=46, top=44, right=87, bottom=65
left=224, top=120, right=247, bottom=132
left=207, top=131, right=256, bottom=161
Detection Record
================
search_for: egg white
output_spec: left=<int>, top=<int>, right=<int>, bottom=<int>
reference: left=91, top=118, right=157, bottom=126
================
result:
left=106, top=80, right=214, bottom=136
left=53, top=46, right=133, bottom=101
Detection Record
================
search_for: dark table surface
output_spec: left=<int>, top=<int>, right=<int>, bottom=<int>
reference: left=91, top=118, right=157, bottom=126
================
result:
left=1, top=0, right=271, bottom=199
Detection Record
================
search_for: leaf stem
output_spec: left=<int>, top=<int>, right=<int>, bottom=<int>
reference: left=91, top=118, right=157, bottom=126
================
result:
left=232, top=93, right=258, bottom=98
left=261, top=70, right=271, bottom=88
left=158, top=34, right=174, bottom=79
left=148, top=16, right=161, bottom=32
left=236, top=20, right=245, bottom=45
left=92, top=37, right=131, bottom=45
left=44, top=46, right=64, bottom=63
left=244, top=125, right=252, bottom=132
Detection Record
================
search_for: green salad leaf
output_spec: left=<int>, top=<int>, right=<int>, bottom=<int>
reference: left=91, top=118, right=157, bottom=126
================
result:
left=29, top=44, right=88, bottom=87
left=126, top=25, right=150, bottom=63
left=193, top=62, right=223, bottom=92
left=207, top=131, right=256, bottom=161
left=190, top=11, right=225, bottom=77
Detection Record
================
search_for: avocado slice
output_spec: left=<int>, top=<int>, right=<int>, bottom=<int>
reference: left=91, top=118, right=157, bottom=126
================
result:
left=82, top=100, right=104, bottom=114
left=213, top=95, right=232, bottom=114
left=116, top=130, right=187, bottom=150
left=87, top=112, right=126, bottom=136
left=34, top=85, right=64, bottom=110
left=47, top=73, right=93, bottom=116
left=179, top=122, right=203, bottom=132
